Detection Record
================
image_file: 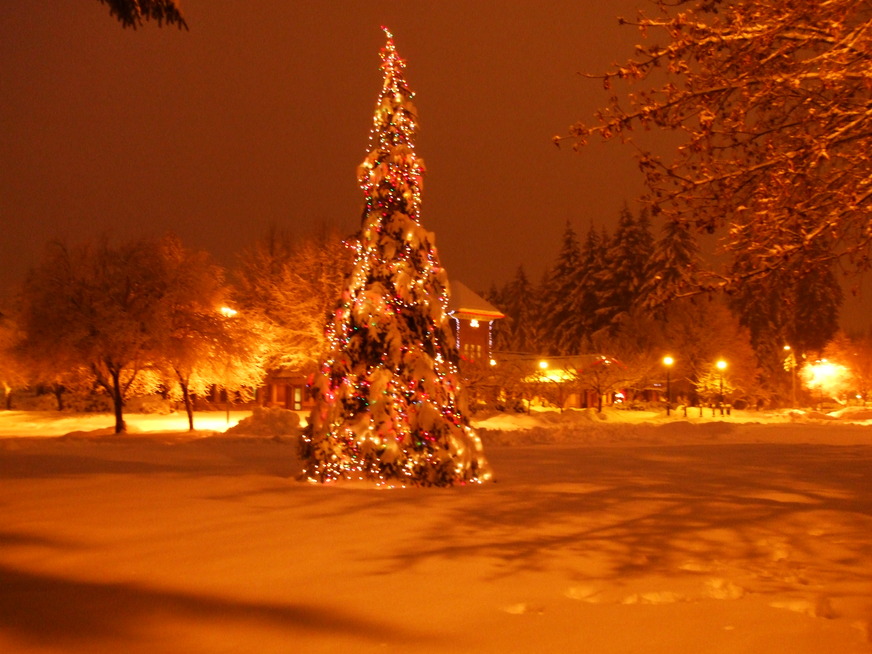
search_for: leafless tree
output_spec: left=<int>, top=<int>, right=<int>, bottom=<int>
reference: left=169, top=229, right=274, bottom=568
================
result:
left=155, top=237, right=266, bottom=430
left=17, top=235, right=268, bottom=432
left=234, top=226, right=352, bottom=373
left=18, top=239, right=174, bottom=432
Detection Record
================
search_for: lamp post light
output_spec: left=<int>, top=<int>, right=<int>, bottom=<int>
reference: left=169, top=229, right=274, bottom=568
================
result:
left=716, top=359, right=728, bottom=416
left=219, top=306, right=238, bottom=426
left=662, top=356, right=674, bottom=416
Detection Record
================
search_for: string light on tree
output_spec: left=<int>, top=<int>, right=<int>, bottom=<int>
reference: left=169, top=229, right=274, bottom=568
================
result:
left=299, top=28, right=491, bottom=487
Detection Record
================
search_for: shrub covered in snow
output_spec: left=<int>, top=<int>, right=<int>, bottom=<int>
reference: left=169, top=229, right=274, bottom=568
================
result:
left=224, top=406, right=302, bottom=438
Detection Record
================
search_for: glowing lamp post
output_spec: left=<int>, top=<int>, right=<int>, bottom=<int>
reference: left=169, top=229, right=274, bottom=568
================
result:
left=219, top=306, right=238, bottom=425
left=716, top=359, right=727, bottom=416
left=662, top=356, right=674, bottom=416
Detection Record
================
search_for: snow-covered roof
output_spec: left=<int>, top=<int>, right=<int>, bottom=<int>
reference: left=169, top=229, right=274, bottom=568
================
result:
left=447, top=280, right=505, bottom=320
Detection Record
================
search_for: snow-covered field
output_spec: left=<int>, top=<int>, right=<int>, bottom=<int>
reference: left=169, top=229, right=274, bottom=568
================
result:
left=1, top=407, right=871, bottom=653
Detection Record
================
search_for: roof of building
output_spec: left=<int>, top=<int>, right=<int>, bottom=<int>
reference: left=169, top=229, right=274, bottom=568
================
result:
left=447, top=280, right=505, bottom=320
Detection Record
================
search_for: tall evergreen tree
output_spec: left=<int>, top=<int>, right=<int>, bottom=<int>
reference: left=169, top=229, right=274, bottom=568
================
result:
left=490, top=266, right=544, bottom=354
left=565, top=223, right=608, bottom=349
left=541, top=223, right=581, bottom=355
left=731, top=238, right=842, bottom=382
left=300, top=29, right=491, bottom=487
left=636, top=209, right=655, bottom=257
left=598, top=206, right=654, bottom=331
left=640, top=218, right=703, bottom=310
left=729, top=265, right=791, bottom=381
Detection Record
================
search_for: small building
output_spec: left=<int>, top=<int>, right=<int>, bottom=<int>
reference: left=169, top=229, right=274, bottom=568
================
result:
left=447, top=280, right=505, bottom=364
left=261, top=366, right=313, bottom=411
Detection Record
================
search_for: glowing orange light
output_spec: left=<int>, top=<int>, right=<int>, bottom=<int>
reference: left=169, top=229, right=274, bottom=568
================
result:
left=801, top=359, right=852, bottom=399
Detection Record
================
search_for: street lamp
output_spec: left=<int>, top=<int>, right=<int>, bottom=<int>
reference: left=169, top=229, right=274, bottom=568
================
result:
left=219, top=306, right=238, bottom=425
left=662, top=356, right=674, bottom=416
left=716, top=359, right=728, bottom=416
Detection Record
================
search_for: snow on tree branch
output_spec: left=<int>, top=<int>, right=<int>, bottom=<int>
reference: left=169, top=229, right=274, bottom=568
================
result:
left=560, top=0, right=872, bottom=288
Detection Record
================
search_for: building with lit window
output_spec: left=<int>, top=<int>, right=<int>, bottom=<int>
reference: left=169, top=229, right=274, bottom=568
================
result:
left=446, top=280, right=505, bottom=364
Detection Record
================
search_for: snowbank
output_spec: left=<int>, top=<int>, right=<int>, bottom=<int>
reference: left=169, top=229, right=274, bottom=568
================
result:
left=2, top=405, right=871, bottom=446
left=222, top=406, right=302, bottom=439
left=472, top=406, right=872, bottom=447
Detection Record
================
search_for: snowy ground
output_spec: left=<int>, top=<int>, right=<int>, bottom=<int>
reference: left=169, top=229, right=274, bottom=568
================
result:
left=1, top=406, right=871, bottom=653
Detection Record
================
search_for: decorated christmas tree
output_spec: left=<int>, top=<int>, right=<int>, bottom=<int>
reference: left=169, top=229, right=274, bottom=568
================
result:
left=299, top=28, right=491, bottom=487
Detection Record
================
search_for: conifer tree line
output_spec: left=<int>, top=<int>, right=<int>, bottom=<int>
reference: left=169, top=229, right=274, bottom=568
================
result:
left=488, top=206, right=657, bottom=355
left=484, top=204, right=847, bottom=403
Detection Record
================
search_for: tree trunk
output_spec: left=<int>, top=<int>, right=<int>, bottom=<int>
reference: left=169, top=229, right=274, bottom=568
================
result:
left=181, top=379, right=194, bottom=431
left=111, top=369, right=125, bottom=433
left=53, top=385, right=65, bottom=411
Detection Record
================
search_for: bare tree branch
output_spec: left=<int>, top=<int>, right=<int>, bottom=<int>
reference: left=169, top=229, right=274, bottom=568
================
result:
left=562, top=0, right=872, bottom=284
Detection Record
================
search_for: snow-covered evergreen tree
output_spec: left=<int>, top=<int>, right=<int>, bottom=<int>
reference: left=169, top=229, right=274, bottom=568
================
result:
left=300, top=29, right=491, bottom=487
left=565, top=223, right=608, bottom=349
left=640, top=218, right=703, bottom=310
left=492, top=266, right=542, bottom=354
left=597, top=206, right=654, bottom=331
left=541, top=223, right=581, bottom=355
left=730, top=237, right=842, bottom=383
